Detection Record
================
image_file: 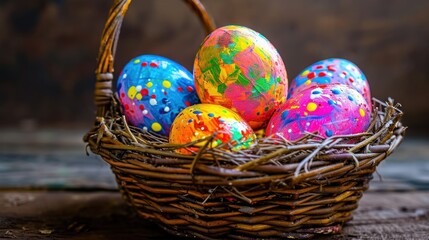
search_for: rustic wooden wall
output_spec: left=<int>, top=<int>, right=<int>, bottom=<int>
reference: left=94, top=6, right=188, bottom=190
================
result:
left=1, top=0, right=428, bottom=136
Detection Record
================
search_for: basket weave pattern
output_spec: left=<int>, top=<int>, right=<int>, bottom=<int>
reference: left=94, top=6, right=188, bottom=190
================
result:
left=84, top=1, right=406, bottom=239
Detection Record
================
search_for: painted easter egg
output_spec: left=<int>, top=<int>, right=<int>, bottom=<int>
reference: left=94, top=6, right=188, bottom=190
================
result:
left=117, top=55, right=200, bottom=136
left=288, top=58, right=371, bottom=108
left=266, top=84, right=371, bottom=141
left=169, top=104, right=257, bottom=154
left=194, top=25, right=288, bottom=130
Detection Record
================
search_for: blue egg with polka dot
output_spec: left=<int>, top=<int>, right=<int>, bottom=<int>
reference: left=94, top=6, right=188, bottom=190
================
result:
left=117, top=55, right=200, bottom=136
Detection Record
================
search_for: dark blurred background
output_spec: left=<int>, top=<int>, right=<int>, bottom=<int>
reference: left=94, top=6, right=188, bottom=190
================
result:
left=1, top=0, right=428, bottom=136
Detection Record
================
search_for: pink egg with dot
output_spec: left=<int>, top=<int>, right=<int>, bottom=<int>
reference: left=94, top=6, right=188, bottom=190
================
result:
left=266, top=84, right=371, bottom=141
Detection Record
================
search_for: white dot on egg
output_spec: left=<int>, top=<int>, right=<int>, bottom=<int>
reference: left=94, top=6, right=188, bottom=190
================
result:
left=164, top=106, right=170, bottom=112
left=136, top=85, right=142, bottom=91
left=161, top=89, right=165, bottom=92
left=201, top=127, right=205, bottom=130
left=306, top=122, right=310, bottom=127
left=340, top=73, right=346, bottom=78
left=149, top=99, right=157, bottom=106
left=142, top=110, right=148, bottom=115
left=152, top=89, right=156, bottom=93
left=271, top=124, right=274, bottom=129
left=288, top=129, right=292, bottom=133
left=143, top=127, right=148, bottom=131
left=123, top=73, right=127, bottom=78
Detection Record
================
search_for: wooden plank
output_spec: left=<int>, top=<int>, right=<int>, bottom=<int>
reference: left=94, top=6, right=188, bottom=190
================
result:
left=343, top=192, right=429, bottom=240
left=371, top=138, right=429, bottom=191
left=0, top=152, right=117, bottom=190
left=0, top=191, right=168, bottom=240
left=0, top=191, right=428, bottom=239
left=0, top=128, right=118, bottom=190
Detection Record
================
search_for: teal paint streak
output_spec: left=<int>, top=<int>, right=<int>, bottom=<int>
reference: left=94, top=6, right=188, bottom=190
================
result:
left=231, top=129, right=244, bottom=141
left=251, top=77, right=271, bottom=97
left=220, top=51, right=234, bottom=64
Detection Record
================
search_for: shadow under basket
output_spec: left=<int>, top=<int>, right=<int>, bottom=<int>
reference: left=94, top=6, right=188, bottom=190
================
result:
left=84, top=0, right=406, bottom=239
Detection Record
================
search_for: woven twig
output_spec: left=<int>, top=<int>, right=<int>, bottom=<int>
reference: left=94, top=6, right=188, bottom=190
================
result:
left=84, top=95, right=405, bottom=240
left=83, top=0, right=406, bottom=239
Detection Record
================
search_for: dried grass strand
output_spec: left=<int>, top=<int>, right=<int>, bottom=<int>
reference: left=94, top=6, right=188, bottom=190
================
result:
left=83, top=0, right=406, bottom=239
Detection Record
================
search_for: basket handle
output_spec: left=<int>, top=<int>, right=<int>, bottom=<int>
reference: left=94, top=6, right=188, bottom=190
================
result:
left=93, top=0, right=216, bottom=117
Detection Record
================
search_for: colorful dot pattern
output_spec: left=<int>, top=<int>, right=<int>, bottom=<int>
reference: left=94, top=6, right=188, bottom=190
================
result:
left=117, top=55, right=200, bottom=136
left=194, top=25, right=288, bottom=130
left=169, top=104, right=257, bottom=154
left=266, top=84, right=371, bottom=141
left=288, top=58, right=371, bottom=108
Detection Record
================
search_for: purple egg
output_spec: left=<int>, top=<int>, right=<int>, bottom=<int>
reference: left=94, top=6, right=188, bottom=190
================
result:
left=288, top=58, right=371, bottom=108
left=266, top=84, right=371, bottom=141
left=117, top=55, right=200, bottom=136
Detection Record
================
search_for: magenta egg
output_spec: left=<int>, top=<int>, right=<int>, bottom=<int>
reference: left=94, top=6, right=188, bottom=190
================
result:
left=288, top=58, right=371, bottom=108
left=266, top=84, right=371, bottom=141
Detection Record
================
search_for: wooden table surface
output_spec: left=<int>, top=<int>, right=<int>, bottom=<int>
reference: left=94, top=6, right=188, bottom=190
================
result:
left=1, top=129, right=428, bottom=239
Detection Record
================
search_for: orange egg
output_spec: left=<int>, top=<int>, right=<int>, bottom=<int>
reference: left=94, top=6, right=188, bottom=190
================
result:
left=169, top=104, right=257, bottom=154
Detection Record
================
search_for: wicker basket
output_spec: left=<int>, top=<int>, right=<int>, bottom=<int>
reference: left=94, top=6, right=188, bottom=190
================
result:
left=84, top=0, right=406, bottom=239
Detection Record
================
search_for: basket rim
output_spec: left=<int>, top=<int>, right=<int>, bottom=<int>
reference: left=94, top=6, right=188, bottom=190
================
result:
left=82, top=97, right=405, bottom=239
left=83, top=1, right=407, bottom=239
left=84, top=97, right=405, bottom=185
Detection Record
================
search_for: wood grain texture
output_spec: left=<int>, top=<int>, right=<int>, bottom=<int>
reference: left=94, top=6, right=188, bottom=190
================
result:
left=343, top=192, right=429, bottom=240
left=0, top=191, right=428, bottom=239
left=0, top=129, right=428, bottom=239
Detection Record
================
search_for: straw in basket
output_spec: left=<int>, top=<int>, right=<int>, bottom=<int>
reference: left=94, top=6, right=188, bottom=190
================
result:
left=84, top=0, right=406, bottom=239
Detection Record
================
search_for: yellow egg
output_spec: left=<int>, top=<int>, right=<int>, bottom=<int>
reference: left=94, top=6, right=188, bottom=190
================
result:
left=169, top=104, right=257, bottom=154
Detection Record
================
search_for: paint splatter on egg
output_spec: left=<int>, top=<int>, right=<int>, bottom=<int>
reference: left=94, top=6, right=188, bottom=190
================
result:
left=266, top=84, right=371, bottom=141
left=169, top=104, right=257, bottom=154
left=117, top=55, right=200, bottom=136
left=194, top=25, right=288, bottom=130
left=288, top=58, right=371, bottom=108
